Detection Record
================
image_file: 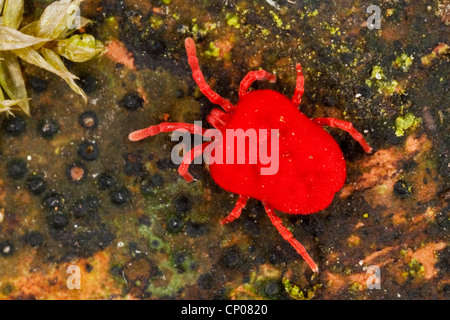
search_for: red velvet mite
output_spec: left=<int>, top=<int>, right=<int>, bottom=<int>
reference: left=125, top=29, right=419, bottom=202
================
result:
left=129, top=38, right=372, bottom=273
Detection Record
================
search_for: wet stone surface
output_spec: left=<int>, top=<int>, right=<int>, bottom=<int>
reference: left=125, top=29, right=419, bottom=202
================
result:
left=0, top=0, right=448, bottom=300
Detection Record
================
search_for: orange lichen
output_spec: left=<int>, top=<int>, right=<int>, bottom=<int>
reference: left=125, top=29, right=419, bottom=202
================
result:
left=2, top=251, right=128, bottom=300
left=405, top=242, right=446, bottom=280
left=105, top=39, right=136, bottom=70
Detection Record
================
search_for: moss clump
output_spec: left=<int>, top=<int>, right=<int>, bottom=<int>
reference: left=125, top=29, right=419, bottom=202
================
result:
left=395, top=113, right=421, bottom=137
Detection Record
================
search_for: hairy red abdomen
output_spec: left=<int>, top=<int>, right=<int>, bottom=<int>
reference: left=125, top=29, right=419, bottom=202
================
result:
left=209, top=89, right=347, bottom=214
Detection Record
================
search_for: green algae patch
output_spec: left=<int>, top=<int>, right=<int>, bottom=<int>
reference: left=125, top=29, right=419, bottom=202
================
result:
left=395, top=113, right=421, bottom=137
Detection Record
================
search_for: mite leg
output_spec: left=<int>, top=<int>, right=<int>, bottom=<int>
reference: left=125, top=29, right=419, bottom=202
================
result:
left=185, top=38, right=235, bottom=114
left=291, top=63, right=305, bottom=108
left=239, top=70, right=276, bottom=98
left=128, top=122, right=206, bottom=141
left=178, top=141, right=210, bottom=182
left=207, top=108, right=231, bottom=131
left=220, top=195, right=250, bottom=225
left=265, top=203, right=319, bottom=273
left=312, top=117, right=373, bottom=154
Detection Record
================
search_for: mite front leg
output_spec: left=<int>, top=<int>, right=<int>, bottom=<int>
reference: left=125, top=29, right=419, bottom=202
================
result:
left=220, top=195, right=250, bottom=225
left=178, top=142, right=210, bottom=182
left=312, top=117, right=373, bottom=153
left=265, top=203, right=319, bottom=273
left=128, top=122, right=206, bottom=141
left=291, top=63, right=305, bottom=108
left=207, top=108, right=231, bottom=131
left=239, top=70, right=276, bottom=98
left=185, top=38, right=235, bottom=114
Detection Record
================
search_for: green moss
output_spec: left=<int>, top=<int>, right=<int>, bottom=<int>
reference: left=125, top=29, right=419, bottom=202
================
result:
left=161, top=0, right=171, bottom=4
left=395, top=113, right=421, bottom=137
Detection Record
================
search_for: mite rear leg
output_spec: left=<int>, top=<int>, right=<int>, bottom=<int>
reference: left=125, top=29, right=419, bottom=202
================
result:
left=178, top=141, right=210, bottom=182
left=265, top=203, right=319, bottom=273
left=312, top=117, right=373, bottom=153
left=220, top=195, right=250, bottom=225
left=291, top=63, right=305, bottom=108
left=185, top=38, right=235, bottom=114
left=239, top=70, right=276, bottom=98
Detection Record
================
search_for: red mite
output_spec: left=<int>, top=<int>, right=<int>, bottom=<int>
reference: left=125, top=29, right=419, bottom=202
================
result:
left=129, top=38, right=372, bottom=273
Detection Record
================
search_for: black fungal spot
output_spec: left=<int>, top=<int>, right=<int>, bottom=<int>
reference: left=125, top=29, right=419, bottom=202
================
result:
left=185, top=220, right=207, bottom=238
left=123, top=153, right=144, bottom=176
left=85, top=263, right=94, bottom=273
left=150, top=174, right=164, bottom=187
left=110, top=186, right=131, bottom=205
left=48, top=212, right=69, bottom=229
left=393, top=180, right=412, bottom=198
left=37, top=118, right=60, bottom=138
left=22, top=231, right=44, bottom=248
left=77, top=74, right=97, bottom=93
left=72, top=197, right=99, bottom=218
left=197, top=273, right=214, bottom=290
left=0, top=241, right=14, bottom=257
left=175, top=89, right=184, bottom=98
left=28, top=75, right=48, bottom=93
left=43, top=192, right=64, bottom=212
left=26, top=176, right=47, bottom=195
left=267, top=248, right=285, bottom=265
left=4, top=115, right=26, bottom=136
left=263, top=280, right=281, bottom=298
left=97, top=172, right=117, bottom=190
left=78, top=111, right=98, bottom=129
left=6, top=159, right=27, bottom=179
left=121, top=93, right=144, bottom=111
left=221, top=246, right=241, bottom=269
left=156, top=158, right=177, bottom=171
left=140, top=180, right=156, bottom=197
left=78, top=140, right=99, bottom=161
left=147, top=39, right=167, bottom=57
left=166, top=216, right=184, bottom=234
left=174, top=196, right=192, bottom=215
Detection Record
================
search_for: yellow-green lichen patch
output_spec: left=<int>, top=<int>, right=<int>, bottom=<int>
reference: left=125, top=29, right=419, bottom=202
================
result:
left=226, top=13, right=240, bottom=29
left=283, top=278, right=322, bottom=300
left=393, top=53, right=414, bottom=72
left=395, top=113, right=422, bottom=137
